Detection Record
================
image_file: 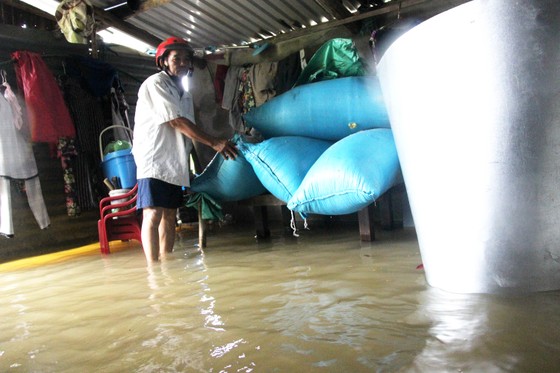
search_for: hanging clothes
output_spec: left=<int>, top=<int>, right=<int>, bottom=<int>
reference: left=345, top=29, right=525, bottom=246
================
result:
left=221, top=66, right=244, bottom=133
left=213, top=64, right=228, bottom=105
left=0, top=82, right=50, bottom=237
left=0, top=82, right=38, bottom=180
left=59, top=57, right=129, bottom=212
left=2, top=72, right=23, bottom=131
left=247, top=62, right=278, bottom=107
left=222, top=66, right=242, bottom=111
left=58, top=74, right=104, bottom=211
left=0, top=177, right=12, bottom=237
left=12, top=51, right=76, bottom=143
left=64, top=55, right=118, bottom=98
left=221, top=64, right=273, bottom=135
left=112, top=80, right=131, bottom=129
left=110, top=86, right=132, bottom=140
left=59, top=74, right=105, bottom=156
left=237, top=67, right=256, bottom=134
left=0, top=177, right=50, bottom=237
left=274, top=52, right=303, bottom=96
left=57, top=137, right=80, bottom=217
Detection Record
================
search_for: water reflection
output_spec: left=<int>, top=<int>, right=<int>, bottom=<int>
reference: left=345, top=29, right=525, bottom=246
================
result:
left=409, top=287, right=560, bottom=372
left=0, top=226, right=559, bottom=372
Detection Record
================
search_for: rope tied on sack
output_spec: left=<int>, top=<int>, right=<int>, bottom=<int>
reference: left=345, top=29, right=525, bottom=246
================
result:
left=290, top=210, right=298, bottom=237
left=289, top=210, right=309, bottom=237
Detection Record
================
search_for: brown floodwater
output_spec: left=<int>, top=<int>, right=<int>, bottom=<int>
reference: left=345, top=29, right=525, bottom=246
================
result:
left=1, top=224, right=559, bottom=372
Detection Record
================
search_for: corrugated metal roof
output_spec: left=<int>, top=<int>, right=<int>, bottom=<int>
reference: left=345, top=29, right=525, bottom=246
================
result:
left=89, top=0, right=367, bottom=50
left=14, top=0, right=470, bottom=55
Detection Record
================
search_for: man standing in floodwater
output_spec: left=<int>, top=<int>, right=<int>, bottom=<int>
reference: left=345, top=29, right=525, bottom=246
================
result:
left=132, top=36, right=237, bottom=263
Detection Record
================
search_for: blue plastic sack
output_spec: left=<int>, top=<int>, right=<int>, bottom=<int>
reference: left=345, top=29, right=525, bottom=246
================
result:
left=242, top=76, right=390, bottom=141
left=190, top=152, right=267, bottom=202
left=237, top=136, right=333, bottom=203
left=287, top=129, right=402, bottom=215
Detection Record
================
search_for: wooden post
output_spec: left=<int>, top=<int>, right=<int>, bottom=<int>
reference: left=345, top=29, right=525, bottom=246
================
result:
left=253, top=205, right=270, bottom=238
left=358, top=204, right=375, bottom=241
left=197, top=199, right=206, bottom=248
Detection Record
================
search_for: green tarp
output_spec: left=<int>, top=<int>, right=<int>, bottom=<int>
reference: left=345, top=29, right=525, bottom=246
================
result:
left=294, top=38, right=366, bottom=87
left=185, top=192, right=224, bottom=221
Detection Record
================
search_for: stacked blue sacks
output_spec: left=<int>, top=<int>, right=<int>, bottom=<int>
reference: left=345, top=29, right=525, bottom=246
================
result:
left=237, top=136, right=333, bottom=203
left=190, top=75, right=400, bottom=215
left=190, top=147, right=267, bottom=202
left=287, top=129, right=402, bottom=215
left=242, top=76, right=390, bottom=141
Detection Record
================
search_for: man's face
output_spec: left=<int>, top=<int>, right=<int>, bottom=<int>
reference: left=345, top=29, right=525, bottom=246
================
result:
left=163, top=49, right=192, bottom=77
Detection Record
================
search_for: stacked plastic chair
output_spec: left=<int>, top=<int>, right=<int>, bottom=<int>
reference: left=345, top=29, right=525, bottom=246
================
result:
left=97, top=184, right=142, bottom=254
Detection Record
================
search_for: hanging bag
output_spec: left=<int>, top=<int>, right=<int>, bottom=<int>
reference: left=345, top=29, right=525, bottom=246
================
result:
left=55, top=0, right=95, bottom=44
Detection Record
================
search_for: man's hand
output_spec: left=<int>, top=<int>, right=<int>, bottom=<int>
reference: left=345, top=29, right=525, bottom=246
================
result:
left=214, top=139, right=238, bottom=160
left=168, top=117, right=238, bottom=160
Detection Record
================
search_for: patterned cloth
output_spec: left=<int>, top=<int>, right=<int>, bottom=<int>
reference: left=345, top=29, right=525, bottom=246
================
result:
left=57, top=137, right=81, bottom=217
left=237, top=68, right=256, bottom=133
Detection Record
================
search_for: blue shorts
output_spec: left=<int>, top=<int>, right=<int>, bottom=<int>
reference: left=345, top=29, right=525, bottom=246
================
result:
left=136, top=178, right=183, bottom=209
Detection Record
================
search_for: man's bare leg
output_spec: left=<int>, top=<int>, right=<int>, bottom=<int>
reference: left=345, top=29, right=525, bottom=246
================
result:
left=159, top=207, right=177, bottom=259
left=142, top=207, right=163, bottom=263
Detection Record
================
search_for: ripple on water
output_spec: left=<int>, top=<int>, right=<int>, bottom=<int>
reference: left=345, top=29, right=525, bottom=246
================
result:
left=0, top=225, right=560, bottom=372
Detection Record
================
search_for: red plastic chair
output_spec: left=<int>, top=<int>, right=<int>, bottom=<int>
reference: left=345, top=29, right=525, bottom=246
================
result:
left=97, top=184, right=142, bottom=254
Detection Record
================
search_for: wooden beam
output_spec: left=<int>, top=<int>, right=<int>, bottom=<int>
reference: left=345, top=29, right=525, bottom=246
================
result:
left=225, top=0, right=470, bottom=69
left=314, top=0, right=354, bottom=19
left=139, top=0, right=173, bottom=12
left=314, top=0, right=361, bottom=34
left=267, top=0, right=470, bottom=45
left=93, top=5, right=162, bottom=47
left=116, top=0, right=173, bottom=15
left=10, top=0, right=162, bottom=47
left=3, top=0, right=53, bottom=18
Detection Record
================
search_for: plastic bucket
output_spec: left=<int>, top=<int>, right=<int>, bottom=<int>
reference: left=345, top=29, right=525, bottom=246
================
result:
left=101, top=149, right=137, bottom=189
left=108, top=188, right=131, bottom=214
left=100, top=125, right=136, bottom=189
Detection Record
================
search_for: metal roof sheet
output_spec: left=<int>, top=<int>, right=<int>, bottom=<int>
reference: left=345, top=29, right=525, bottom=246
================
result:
left=14, top=0, right=469, bottom=56
left=90, top=0, right=365, bottom=50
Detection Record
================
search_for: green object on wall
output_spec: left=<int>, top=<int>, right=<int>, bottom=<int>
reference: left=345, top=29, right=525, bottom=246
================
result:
left=294, top=38, right=366, bottom=87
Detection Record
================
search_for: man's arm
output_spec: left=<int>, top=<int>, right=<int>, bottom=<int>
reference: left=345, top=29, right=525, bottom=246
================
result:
left=168, top=117, right=238, bottom=159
